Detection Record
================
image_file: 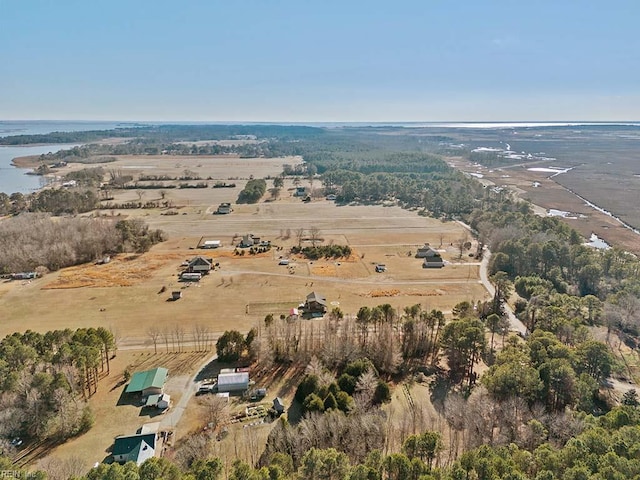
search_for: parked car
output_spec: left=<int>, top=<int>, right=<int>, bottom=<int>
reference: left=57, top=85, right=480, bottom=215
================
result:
left=197, top=381, right=217, bottom=395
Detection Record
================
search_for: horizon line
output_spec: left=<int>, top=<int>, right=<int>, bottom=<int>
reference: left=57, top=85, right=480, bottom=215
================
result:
left=2, top=119, right=640, bottom=126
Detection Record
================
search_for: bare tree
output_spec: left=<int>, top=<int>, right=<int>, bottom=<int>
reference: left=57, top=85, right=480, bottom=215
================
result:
left=175, top=324, right=186, bottom=352
left=269, top=187, right=281, bottom=201
left=147, top=326, right=161, bottom=354
left=38, top=455, right=88, bottom=480
left=199, top=395, right=231, bottom=430
left=309, top=226, right=321, bottom=247
left=455, top=232, right=470, bottom=259
left=295, top=228, right=305, bottom=248
left=160, top=327, right=171, bottom=353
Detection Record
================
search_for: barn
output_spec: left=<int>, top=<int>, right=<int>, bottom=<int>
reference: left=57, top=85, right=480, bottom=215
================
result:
left=217, top=371, right=250, bottom=393
left=125, top=367, right=168, bottom=396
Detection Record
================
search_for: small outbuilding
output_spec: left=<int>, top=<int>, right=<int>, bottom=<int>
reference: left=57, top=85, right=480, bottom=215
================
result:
left=217, top=371, right=250, bottom=393
left=145, top=393, right=171, bottom=410
left=125, top=367, right=168, bottom=396
left=180, top=272, right=202, bottom=282
left=202, top=240, right=221, bottom=249
left=273, top=397, right=285, bottom=415
left=12, top=272, right=37, bottom=280
left=217, top=203, right=232, bottom=214
left=171, top=291, right=182, bottom=301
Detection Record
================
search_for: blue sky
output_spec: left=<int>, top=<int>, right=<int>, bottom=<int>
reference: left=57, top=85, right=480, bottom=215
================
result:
left=1, top=1, right=639, bottom=121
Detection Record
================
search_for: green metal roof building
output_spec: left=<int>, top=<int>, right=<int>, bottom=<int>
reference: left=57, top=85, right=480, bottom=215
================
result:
left=125, top=367, right=168, bottom=396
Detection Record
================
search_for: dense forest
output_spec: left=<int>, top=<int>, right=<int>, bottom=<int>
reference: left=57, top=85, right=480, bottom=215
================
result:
left=0, top=327, right=115, bottom=450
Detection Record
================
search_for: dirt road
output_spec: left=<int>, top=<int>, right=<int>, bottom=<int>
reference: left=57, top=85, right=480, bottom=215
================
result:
left=479, top=250, right=528, bottom=335
left=161, top=353, right=218, bottom=430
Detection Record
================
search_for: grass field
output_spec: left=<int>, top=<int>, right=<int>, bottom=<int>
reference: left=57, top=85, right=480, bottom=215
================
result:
left=0, top=156, right=487, bottom=344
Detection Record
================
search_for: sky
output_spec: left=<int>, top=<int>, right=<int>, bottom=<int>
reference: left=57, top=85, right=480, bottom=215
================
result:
left=1, top=0, right=639, bottom=122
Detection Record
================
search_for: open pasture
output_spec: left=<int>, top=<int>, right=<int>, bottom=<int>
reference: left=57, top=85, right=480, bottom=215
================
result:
left=0, top=154, right=486, bottom=344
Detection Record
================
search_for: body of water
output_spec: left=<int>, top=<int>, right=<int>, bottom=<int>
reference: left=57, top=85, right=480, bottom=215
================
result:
left=0, top=144, right=83, bottom=194
left=0, top=121, right=129, bottom=194
left=0, top=120, right=134, bottom=138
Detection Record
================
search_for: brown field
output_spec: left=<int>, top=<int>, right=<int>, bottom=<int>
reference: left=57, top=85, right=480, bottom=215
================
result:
left=0, top=155, right=486, bottom=345
left=2, top=154, right=489, bottom=469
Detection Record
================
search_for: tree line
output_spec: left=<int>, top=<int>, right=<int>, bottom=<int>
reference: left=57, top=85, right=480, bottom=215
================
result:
left=11, top=403, right=640, bottom=479
left=237, top=179, right=267, bottom=204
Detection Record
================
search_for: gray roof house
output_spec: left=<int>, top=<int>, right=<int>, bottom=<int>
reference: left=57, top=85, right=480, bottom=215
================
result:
left=112, top=433, right=157, bottom=465
left=187, top=256, right=213, bottom=274
left=304, top=291, right=327, bottom=313
left=415, top=244, right=440, bottom=258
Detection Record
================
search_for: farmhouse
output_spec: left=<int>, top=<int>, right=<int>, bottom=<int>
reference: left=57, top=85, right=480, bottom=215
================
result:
left=304, top=291, right=327, bottom=314
left=423, top=257, right=445, bottom=268
left=415, top=244, right=445, bottom=267
left=112, top=433, right=157, bottom=465
left=216, top=202, right=232, bottom=214
left=416, top=244, right=440, bottom=258
left=201, top=240, right=221, bottom=249
left=125, top=367, right=168, bottom=396
left=145, top=393, right=171, bottom=410
left=217, top=371, right=250, bottom=393
left=240, top=234, right=255, bottom=248
left=186, top=256, right=213, bottom=274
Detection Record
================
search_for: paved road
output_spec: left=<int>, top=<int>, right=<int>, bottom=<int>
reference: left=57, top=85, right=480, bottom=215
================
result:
left=479, top=250, right=528, bottom=335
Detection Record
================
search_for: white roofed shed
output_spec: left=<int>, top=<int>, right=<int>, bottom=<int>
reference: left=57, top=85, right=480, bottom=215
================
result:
left=217, top=371, right=250, bottom=393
